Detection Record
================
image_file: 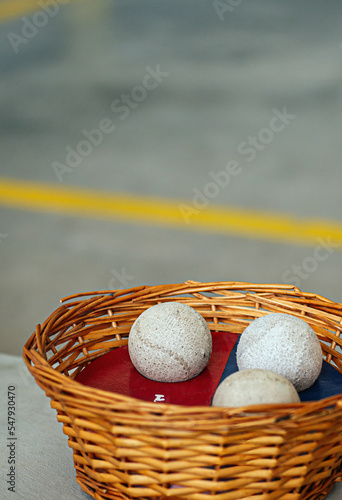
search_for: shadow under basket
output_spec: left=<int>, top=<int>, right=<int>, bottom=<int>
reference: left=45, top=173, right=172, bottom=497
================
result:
left=23, top=281, right=342, bottom=500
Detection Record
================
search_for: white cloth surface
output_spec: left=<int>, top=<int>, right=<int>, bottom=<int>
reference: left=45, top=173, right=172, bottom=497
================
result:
left=0, top=353, right=90, bottom=500
left=0, top=353, right=341, bottom=500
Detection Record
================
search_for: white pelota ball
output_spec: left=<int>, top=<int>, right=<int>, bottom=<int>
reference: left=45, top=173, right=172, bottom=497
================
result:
left=128, top=302, right=212, bottom=382
left=212, top=369, right=300, bottom=407
left=236, top=313, right=323, bottom=391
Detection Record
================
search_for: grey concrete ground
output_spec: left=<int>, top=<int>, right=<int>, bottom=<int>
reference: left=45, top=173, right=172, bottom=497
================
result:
left=1, top=0, right=342, bottom=356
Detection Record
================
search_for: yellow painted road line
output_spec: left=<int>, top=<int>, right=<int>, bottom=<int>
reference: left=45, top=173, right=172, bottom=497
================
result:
left=0, top=0, right=81, bottom=23
left=0, top=176, right=341, bottom=249
left=0, top=0, right=44, bottom=22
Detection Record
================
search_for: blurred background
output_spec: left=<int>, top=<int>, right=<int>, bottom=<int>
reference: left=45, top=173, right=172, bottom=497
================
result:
left=1, top=0, right=342, bottom=355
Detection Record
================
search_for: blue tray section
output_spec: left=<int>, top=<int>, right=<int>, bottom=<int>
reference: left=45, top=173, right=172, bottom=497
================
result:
left=218, top=339, right=342, bottom=402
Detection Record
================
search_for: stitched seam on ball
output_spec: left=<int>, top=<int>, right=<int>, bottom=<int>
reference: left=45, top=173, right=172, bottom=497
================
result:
left=134, top=338, right=191, bottom=376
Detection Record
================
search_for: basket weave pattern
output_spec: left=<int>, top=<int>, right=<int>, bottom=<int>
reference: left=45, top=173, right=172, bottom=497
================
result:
left=23, top=281, right=342, bottom=500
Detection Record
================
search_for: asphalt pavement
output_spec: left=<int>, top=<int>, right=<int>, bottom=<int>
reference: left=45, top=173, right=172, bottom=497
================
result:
left=0, top=0, right=342, bottom=355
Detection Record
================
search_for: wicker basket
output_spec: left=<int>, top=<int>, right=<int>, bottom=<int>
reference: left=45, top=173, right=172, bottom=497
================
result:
left=23, top=281, right=342, bottom=500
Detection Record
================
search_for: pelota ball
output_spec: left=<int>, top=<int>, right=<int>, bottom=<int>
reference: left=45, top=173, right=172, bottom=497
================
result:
left=236, top=313, right=323, bottom=391
left=212, top=369, right=300, bottom=407
left=128, top=302, right=212, bottom=382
